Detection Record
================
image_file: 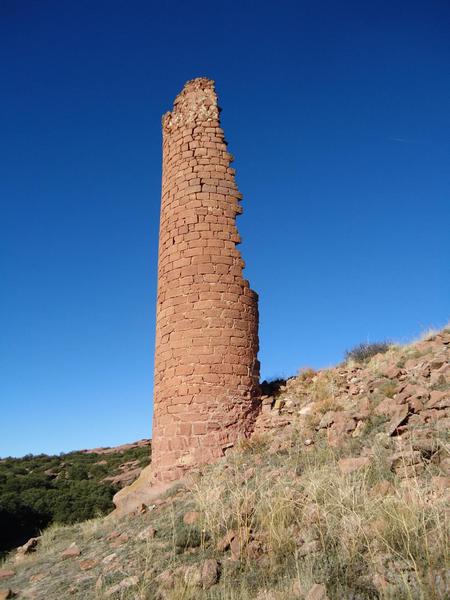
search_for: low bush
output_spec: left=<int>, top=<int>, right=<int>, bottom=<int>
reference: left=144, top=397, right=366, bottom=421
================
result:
left=345, top=341, right=391, bottom=363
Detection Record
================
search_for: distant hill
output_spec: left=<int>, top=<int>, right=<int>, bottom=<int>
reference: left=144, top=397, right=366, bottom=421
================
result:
left=0, top=439, right=151, bottom=554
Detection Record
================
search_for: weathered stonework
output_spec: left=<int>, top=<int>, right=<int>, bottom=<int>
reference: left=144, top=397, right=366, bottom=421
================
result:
left=151, top=78, right=260, bottom=482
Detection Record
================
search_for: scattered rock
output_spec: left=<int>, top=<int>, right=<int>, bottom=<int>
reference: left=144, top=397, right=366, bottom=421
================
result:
left=318, top=411, right=336, bottom=429
left=375, top=397, right=399, bottom=417
left=200, top=559, right=220, bottom=589
left=352, top=421, right=366, bottom=438
left=15, top=537, right=40, bottom=562
left=380, top=366, right=403, bottom=379
left=106, top=575, right=139, bottom=596
left=137, top=526, right=157, bottom=540
left=112, top=465, right=176, bottom=518
left=109, top=533, right=129, bottom=548
left=184, top=559, right=220, bottom=589
left=230, top=535, right=242, bottom=560
left=103, top=467, right=142, bottom=487
left=387, top=405, right=409, bottom=436
left=299, top=402, right=316, bottom=416
left=183, top=565, right=203, bottom=588
left=61, top=543, right=81, bottom=559
left=183, top=511, right=200, bottom=525
left=79, top=559, right=99, bottom=571
left=102, top=553, right=117, bottom=564
left=246, top=538, right=264, bottom=559
left=389, top=450, right=423, bottom=477
left=216, top=530, right=236, bottom=552
left=338, top=456, right=371, bottom=475
left=427, top=390, right=450, bottom=410
left=273, top=398, right=285, bottom=411
left=305, top=583, right=328, bottom=600
left=156, top=568, right=175, bottom=590
left=135, top=503, right=149, bottom=515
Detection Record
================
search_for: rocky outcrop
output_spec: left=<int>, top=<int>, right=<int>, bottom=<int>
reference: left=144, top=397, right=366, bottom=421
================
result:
left=254, top=329, right=449, bottom=459
left=111, top=465, right=176, bottom=517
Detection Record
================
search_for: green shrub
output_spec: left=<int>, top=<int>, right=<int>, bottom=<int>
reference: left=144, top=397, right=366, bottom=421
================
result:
left=0, top=444, right=151, bottom=553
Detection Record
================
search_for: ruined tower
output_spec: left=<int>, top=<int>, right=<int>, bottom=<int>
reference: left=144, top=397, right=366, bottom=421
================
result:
left=151, top=78, right=260, bottom=482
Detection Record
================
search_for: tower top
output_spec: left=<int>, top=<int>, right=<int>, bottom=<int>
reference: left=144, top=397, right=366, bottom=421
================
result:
left=162, top=77, right=219, bottom=132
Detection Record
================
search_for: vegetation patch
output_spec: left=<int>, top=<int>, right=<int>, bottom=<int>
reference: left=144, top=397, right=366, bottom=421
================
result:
left=0, top=444, right=150, bottom=554
left=345, top=341, right=392, bottom=363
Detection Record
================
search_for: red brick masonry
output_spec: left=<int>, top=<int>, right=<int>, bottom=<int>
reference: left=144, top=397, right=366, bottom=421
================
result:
left=151, top=78, right=260, bottom=482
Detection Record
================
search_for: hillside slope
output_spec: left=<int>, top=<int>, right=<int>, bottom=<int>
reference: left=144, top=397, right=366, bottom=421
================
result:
left=0, top=328, right=448, bottom=600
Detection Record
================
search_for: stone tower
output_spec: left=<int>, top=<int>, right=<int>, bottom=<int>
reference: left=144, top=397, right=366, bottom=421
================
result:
left=151, top=78, right=260, bottom=482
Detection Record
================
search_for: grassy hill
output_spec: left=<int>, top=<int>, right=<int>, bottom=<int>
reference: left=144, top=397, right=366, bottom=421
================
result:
left=0, top=440, right=151, bottom=555
left=0, top=327, right=448, bottom=599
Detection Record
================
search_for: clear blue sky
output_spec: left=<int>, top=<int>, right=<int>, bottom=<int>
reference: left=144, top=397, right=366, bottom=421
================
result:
left=1, top=0, right=449, bottom=457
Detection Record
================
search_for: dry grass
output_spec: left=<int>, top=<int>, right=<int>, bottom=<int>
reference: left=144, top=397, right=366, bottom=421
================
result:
left=1, top=435, right=448, bottom=600
left=310, top=371, right=341, bottom=412
left=190, top=437, right=449, bottom=600
left=2, top=323, right=449, bottom=600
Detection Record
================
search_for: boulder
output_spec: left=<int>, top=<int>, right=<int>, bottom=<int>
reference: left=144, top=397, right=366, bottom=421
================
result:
left=15, top=537, right=40, bottom=563
left=380, top=366, right=403, bottom=379
left=184, top=559, right=220, bottom=589
left=387, top=405, right=409, bottom=436
left=332, top=413, right=356, bottom=435
left=427, top=391, right=450, bottom=410
left=318, top=411, right=336, bottom=429
left=338, top=456, right=371, bottom=475
left=112, top=464, right=178, bottom=517
left=61, top=543, right=81, bottom=559
left=390, top=450, right=423, bottom=477
left=200, top=559, right=220, bottom=589
left=0, top=573, right=14, bottom=582
left=396, top=385, right=429, bottom=404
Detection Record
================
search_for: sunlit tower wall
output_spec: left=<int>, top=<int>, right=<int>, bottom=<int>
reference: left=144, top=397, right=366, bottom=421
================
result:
left=151, top=78, right=260, bottom=482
